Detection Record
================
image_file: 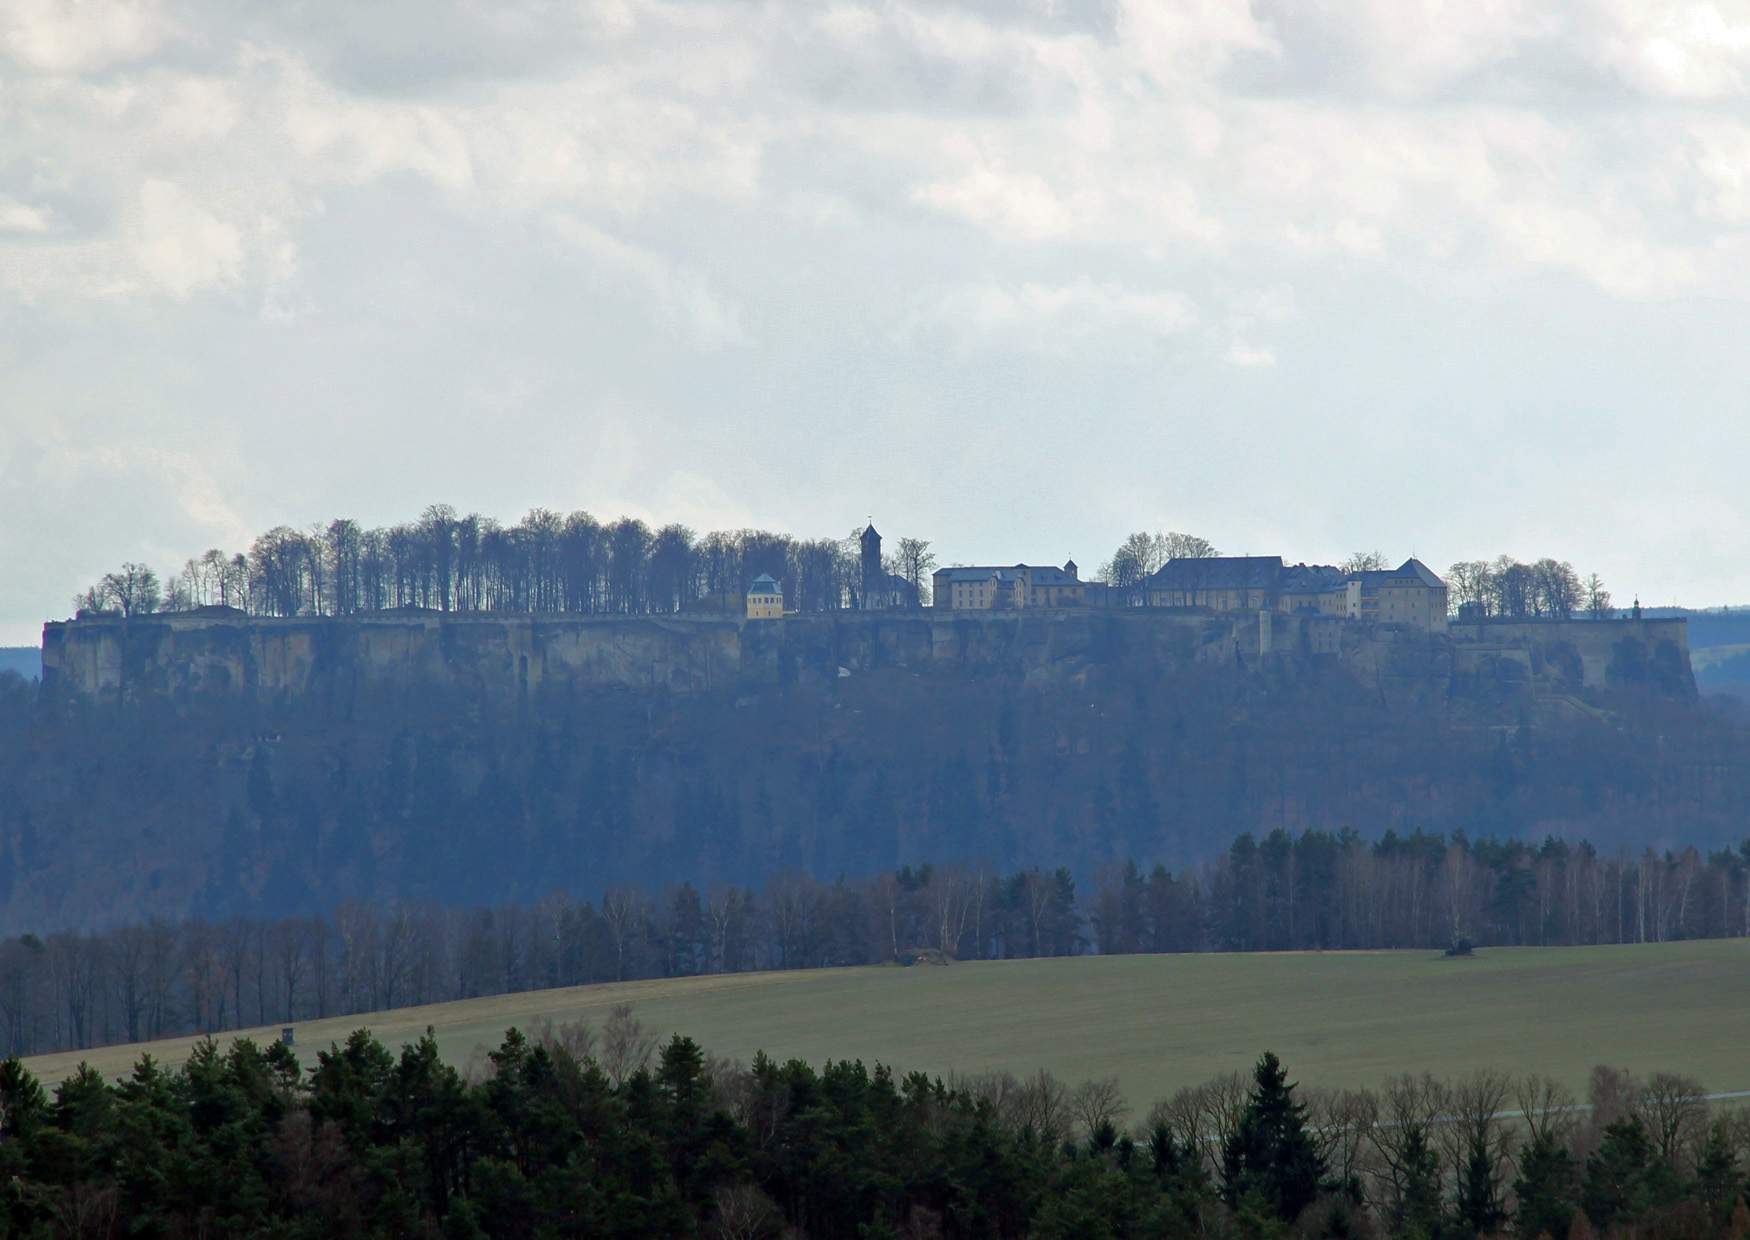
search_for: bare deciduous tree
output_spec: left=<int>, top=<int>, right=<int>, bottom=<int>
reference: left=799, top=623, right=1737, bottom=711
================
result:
left=1367, top=1073, right=1446, bottom=1220
left=1635, top=1071, right=1709, bottom=1169
left=600, top=1003, right=657, bottom=1086
left=1161, top=532, right=1217, bottom=561
left=1011, top=1069, right=1070, bottom=1143
left=711, top=1183, right=785, bottom=1240
left=1437, top=1069, right=1514, bottom=1216
left=894, top=538, right=936, bottom=606
left=1514, top=1074, right=1576, bottom=1148
left=1067, top=1077, right=1129, bottom=1140
left=1304, top=1086, right=1377, bottom=1195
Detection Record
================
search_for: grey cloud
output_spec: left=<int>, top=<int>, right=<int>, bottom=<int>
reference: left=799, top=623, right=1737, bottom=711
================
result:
left=3, top=0, right=1750, bottom=644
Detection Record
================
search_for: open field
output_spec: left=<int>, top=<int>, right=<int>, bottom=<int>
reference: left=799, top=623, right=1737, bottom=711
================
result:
left=24, top=940, right=1750, bottom=1105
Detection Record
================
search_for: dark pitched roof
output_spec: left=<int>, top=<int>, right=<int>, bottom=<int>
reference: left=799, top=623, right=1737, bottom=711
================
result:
left=1352, top=559, right=1445, bottom=588
left=749, top=574, right=782, bottom=594
left=931, top=564, right=1082, bottom=586
left=869, top=570, right=918, bottom=596
left=861, top=524, right=880, bottom=544
left=1144, top=556, right=1284, bottom=592
left=1279, top=564, right=1348, bottom=595
left=1024, top=564, right=1079, bottom=585
left=1395, top=558, right=1445, bottom=587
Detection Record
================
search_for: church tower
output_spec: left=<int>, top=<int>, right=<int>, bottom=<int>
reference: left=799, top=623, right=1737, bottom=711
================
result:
left=860, top=523, right=882, bottom=610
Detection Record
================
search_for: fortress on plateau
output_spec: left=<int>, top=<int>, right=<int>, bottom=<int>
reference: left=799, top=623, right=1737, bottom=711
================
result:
left=42, top=604, right=1691, bottom=716
left=43, top=523, right=1693, bottom=713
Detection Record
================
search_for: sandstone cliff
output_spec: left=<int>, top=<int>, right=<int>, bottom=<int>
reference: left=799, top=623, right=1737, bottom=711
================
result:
left=38, top=608, right=1693, bottom=711
left=3, top=607, right=1707, bottom=935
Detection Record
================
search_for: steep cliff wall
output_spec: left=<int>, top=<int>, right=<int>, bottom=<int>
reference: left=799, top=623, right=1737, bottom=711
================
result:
left=35, top=609, right=1349, bottom=707
left=41, top=609, right=1689, bottom=712
left=34, top=609, right=1676, bottom=710
left=4, top=609, right=1718, bottom=935
left=1447, top=618, right=1693, bottom=702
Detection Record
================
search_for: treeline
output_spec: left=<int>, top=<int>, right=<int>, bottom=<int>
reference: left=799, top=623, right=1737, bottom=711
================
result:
left=1094, top=828, right=1750, bottom=956
left=1448, top=555, right=1614, bottom=620
left=71, top=505, right=1631, bottom=626
left=73, top=505, right=936, bottom=618
left=2, top=1025, right=1748, bottom=1239
left=8, top=830, right=1750, bottom=1061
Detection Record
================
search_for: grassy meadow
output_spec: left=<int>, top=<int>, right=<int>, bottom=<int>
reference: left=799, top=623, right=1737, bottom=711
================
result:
left=24, top=940, right=1750, bottom=1106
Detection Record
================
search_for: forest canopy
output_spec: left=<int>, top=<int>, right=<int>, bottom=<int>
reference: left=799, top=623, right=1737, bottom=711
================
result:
left=0, top=1024, right=1742, bottom=1239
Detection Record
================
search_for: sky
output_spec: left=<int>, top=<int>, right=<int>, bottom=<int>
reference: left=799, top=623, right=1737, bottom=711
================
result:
left=4, top=0, right=1750, bottom=644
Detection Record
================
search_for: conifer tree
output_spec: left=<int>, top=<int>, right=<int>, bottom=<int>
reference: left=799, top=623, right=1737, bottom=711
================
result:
left=1581, top=1117, right=1656, bottom=1230
left=1454, top=1123, right=1508, bottom=1236
left=1694, top=1120, right=1741, bottom=1225
left=1513, top=1127, right=1578, bottom=1239
left=1393, top=1126, right=1444, bottom=1239
left=1220, top=1051, right=1326, bottom=1223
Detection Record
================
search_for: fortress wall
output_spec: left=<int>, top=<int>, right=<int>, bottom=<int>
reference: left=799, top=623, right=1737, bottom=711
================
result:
left=1447, top=618, right=1691, bottom=694
left=40, top=609, right=1691, bottom=709
left=41, top=609, right=1273, bottom=706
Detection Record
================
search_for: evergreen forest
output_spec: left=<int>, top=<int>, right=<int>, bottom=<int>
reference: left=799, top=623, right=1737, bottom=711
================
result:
left=1, top=1023, right=1745, bottom=1239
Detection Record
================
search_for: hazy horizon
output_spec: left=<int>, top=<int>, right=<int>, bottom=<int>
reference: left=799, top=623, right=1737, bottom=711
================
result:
left=6, top=0, right=1750, bottom=644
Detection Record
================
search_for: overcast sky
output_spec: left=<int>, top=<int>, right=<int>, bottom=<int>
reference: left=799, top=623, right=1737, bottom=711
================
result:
left=4, top=0, right=1750, bottom=644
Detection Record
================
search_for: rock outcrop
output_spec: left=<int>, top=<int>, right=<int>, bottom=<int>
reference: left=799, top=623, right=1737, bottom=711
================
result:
left=40, top=608, right=1691, bottom=712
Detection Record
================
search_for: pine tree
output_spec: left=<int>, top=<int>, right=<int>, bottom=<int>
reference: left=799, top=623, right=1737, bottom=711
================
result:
left=1454, top=1124, right=1507, bottom=1236
left=1513, top=1127, right=1578, bottom=1239
left=1581, top=1117, right=1655, bottom=1230
left=1394, top=1126, right=1444, bottom=1240
left=0, top=1056, right=48, bottom=1139
left=1694, top=1120, right=1741, bottom=1226
left=1220, top=1051, right=1327, bottom=1223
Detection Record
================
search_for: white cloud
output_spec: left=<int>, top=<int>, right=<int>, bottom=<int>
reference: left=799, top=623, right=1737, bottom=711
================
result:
left=904, top=278, right=1199, bottom=356
left=911, top=161, right=1080, bottom=241
left=0, top=0, right=175, bottom=75
left=0, top=198, right=53, bottom=233
left=1691, top=121, right=1750, bottom=221
left=1594, top=2, right=1750, bottom=99
left=1120, top=0, right=1280, bottom=81
left=5, top=0, right=1750, bottom=640
left=547, top=213, right=749, bottom=350
left=1224, top=341, right=1274, bottom=368
left=131, top=178, right=244, bottom=298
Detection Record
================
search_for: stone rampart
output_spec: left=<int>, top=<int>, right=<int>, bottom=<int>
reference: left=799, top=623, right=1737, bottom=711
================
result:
left=38, top=608, right=1690, bottom=710
left=1447, top=617, right=1692, bottom=698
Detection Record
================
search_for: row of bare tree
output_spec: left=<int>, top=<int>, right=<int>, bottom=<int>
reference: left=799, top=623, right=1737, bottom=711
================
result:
left=7, top=828, right=1750, bottom=1060
left=1448, top=555, right=1614, bottom=620
left=1098, top=530, right=1219, bottom=601
left=0, top=864, right=1080, bottom=1058
left=1093, top=829, right=1750, bottom=956
left=74, top=507, right=938, bottom=618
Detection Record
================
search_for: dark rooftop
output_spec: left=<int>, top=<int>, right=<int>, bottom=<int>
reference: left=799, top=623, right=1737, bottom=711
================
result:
left=1144, top=556, right=1284, bottom=591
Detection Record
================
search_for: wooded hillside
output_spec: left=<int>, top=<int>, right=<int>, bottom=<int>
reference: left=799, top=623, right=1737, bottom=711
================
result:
left=0, top=647, right=1742, bottom=935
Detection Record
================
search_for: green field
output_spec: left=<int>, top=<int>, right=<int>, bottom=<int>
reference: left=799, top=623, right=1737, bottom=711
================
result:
left=24, top=940, right=1750, bottom=1105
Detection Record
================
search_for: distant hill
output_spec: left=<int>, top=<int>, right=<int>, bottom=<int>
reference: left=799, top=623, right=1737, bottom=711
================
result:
left=0, top=647, right=39, bottom=682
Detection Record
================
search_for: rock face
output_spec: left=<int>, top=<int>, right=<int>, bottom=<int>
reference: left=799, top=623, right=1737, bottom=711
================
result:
left=40, top=608, right=1692, bottom=711
left=5, top=609, right=1707, bottom=935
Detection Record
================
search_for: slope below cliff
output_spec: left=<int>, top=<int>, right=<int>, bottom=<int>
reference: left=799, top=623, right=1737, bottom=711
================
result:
left=0, top=611, right=1725, bottom=934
